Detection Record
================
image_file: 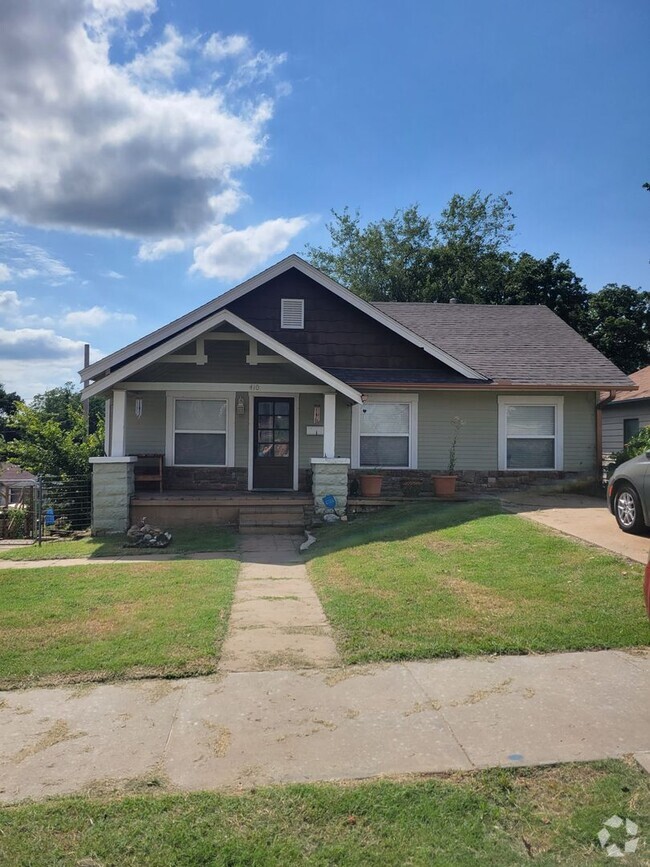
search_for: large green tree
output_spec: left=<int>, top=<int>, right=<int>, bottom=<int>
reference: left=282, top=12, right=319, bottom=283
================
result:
left=306, top=193, right=647, bottom=372
left=4, top=384, right=104, bottom=479
left=586, top=284, right=650, bottom=374
left=0, top=383, right=22, bottom=450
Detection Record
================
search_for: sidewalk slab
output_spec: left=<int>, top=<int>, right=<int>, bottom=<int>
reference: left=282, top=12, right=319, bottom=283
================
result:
left=0, top=552, right=235, bottom=569
left=1, top=649, right=649, bottom=804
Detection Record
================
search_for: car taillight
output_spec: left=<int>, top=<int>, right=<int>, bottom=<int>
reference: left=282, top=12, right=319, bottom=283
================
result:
left=607, top=483, right=614, bottom=499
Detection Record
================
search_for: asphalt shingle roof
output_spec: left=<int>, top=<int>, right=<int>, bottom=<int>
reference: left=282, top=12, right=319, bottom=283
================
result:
left=373, top=302, right=633, bottom=389
left=609, top=365, right=650, bottom=403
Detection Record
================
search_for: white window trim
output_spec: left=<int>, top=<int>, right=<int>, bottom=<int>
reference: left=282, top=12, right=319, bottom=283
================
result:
left=280, top=298, right=304, bottom=329
left=498, top=395, right=564, bottom=471
left=351, top=393, right=418, bottom=470
left=165, top=391, right=235, bottom=467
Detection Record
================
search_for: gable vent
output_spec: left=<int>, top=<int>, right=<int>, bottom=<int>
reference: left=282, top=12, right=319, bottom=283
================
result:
left=281, top=298, right=304, bottom=329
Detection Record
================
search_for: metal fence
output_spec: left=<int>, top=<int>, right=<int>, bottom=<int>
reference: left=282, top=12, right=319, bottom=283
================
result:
left=35, top=475, right=92, bottom=543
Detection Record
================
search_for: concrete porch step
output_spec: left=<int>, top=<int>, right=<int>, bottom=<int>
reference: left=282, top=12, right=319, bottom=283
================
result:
left=238, top=504, right=306, bottom=534
left=239, top=525, right=303, bottom=535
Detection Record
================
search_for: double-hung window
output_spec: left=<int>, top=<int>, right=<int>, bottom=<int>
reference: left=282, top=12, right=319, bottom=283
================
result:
left=173, top=398, right=227, bottom=466
left=353, top=396, right=417, bottom=468
left=498, top=397, right=563, bottom=470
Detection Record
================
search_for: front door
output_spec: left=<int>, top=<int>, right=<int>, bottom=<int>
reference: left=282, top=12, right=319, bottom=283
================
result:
left=252, top=397, right=295, bottom=489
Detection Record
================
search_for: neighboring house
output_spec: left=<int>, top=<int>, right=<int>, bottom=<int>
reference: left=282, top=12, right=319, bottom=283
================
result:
left=80, top=255, right=634, bottom=532
left=602, top=365, right=650, bottom=458
left=0, top=463, right=37, bottom=507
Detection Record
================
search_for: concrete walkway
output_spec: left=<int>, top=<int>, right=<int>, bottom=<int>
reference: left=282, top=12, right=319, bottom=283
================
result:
left=0, top=551, right=235, bottom=569
left=500, top=492, right=648, bottom=564
left=0, top=649, right=648, bottom=804
left=219, top=535, right=340, bottom=671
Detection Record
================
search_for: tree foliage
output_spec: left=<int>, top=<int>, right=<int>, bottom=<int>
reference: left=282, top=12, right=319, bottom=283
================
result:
left=3, top=384, right=104, bottom=479
left=608, top=424, right=650, bottom=471
left=586, top=284, right=650, bottom=374
left=0, top=383, right=22, bottom=449
left=306, top=193, right=648, bottom=373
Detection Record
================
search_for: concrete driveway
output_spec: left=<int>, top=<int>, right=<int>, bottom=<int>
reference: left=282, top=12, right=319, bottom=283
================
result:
left=500, top=492, right=648, bottom=564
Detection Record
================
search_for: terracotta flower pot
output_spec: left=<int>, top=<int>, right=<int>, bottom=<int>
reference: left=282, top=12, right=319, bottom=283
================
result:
left=359, top=475, right=383, bottom=497
left=432, top=475, right=457, bottom=497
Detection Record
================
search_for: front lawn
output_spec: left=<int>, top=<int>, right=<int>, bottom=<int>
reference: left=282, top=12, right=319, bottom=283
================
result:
left=0, top=559, right=239, bottom=688
left=1, top=760, right=648, bottom=865
left=308, top=502, right=648, bottom=663
left=0, top=524, right=237, bottom=561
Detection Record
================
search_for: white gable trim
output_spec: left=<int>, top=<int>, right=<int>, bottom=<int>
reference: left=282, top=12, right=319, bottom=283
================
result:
left=80, top=255, right=486, bottom=382
left=81, top=309, right=363, bottom=404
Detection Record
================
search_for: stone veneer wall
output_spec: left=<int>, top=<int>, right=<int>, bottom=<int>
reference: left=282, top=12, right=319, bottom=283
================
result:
left=311, top=458, right=350, bottom=515
left=348, top=468, right=595, bottom=495
left=90, top=457, right=136, bottom=534
left=163, top=467, right=313, bottom=492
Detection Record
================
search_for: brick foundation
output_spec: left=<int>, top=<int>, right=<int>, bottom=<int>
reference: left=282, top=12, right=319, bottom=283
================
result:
left=348, top=468, right=595, bottom=495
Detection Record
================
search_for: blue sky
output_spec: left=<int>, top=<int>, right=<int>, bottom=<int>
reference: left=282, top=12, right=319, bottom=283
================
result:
left=0, top=0, right=648, bottom=398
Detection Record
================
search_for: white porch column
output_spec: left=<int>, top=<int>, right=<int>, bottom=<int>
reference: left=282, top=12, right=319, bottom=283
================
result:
left=323, top=393, right=336, bottom=458
left=110, top=389, right=127, bottom=457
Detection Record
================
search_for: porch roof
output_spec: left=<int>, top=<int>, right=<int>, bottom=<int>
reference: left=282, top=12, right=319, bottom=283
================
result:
left=81, top=309, right=364, bottom=404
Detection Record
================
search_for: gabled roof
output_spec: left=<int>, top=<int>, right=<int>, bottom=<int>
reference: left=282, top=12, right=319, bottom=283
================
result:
left=82, top=309, right=364, bottom=403
left=608, top=365, right=650, bottom=404
left=375, top=302, right=634, bottom=389
left=79, top=255, right=486, bottom=385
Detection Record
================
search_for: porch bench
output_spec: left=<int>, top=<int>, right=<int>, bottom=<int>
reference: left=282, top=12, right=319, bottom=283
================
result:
left=134, top=453, right=164, bottom=493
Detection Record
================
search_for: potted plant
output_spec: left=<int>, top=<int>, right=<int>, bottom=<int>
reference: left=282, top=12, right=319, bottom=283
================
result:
left=433, top=416, right=464, bottom=497
left=359, top=473, right=383, bottom=497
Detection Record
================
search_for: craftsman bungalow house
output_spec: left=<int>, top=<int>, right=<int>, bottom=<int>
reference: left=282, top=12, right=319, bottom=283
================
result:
left=81, top=255, right=634, bottom=532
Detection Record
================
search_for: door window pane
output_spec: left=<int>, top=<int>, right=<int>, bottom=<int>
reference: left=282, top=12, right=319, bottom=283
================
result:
left=175, top=399, right=226, bottom=432
left=507, top=438, right=554, bottom=469
left=274, top=401, right=290, bottom=415
left=360, top=436, right=409, bottom=467
left=258, top=415, right=274, bottom=429
left=274, top=444, right=290, bottom=457
left=175, top=433, right=226, bottom=465
left=506, top=405, right=555, bottom=436
left=275, top=415, right=290, bottom=429
left=258, top=430, right=273, bottom=443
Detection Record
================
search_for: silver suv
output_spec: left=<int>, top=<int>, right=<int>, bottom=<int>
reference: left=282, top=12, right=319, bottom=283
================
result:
left=607, top=452, right=650, bottom=534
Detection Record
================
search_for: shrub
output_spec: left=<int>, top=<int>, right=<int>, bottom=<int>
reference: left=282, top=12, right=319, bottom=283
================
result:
left=608, top=425, right=650, bottom=472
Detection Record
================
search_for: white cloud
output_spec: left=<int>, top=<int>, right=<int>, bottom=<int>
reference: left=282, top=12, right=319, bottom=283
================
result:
left=62, top=306, right=137, bottom=329
left=0, top=327, right=104, bottom=400
left=0, top=289, right=20, bottom=313
left=101, top=270, right=125, bottom=279
left=0, top=1, right=286, bottom=242
left=0, top=232, right=73, bottom=283
left=124, top=24, right=190, bottom=84
left=191, top=216, right=310, bottom=280
left=0, top=263, right=11, bottom=282
left=137, top=236, right=187, bottom=261
left=203, top=33, right=250, bottom=61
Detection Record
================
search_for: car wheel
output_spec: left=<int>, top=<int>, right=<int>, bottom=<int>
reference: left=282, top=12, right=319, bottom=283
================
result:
left=614, top=484, right=646, bottom=534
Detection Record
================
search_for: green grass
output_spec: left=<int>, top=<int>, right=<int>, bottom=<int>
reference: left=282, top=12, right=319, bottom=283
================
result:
left=308, top=502, right=648, bottom=663
left=0, top=760, right=647, bottom=865
left=0, top=559, right=239, bottom=688
left=0, top=524, right=237, bottom=560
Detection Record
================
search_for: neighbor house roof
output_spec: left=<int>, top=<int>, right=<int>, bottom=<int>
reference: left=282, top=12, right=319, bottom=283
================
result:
left=0, top=463, right=37, bottom=486
left=374, top=302, right=634, bottom=389
left=608, top=365, right=650, bottom=404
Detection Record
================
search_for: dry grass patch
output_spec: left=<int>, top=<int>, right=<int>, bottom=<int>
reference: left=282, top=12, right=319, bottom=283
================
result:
left=0, top=559, right=239, bottom=688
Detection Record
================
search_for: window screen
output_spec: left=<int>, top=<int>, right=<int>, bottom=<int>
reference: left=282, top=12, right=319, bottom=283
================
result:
left=174, top=399, right=227, bottom=466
